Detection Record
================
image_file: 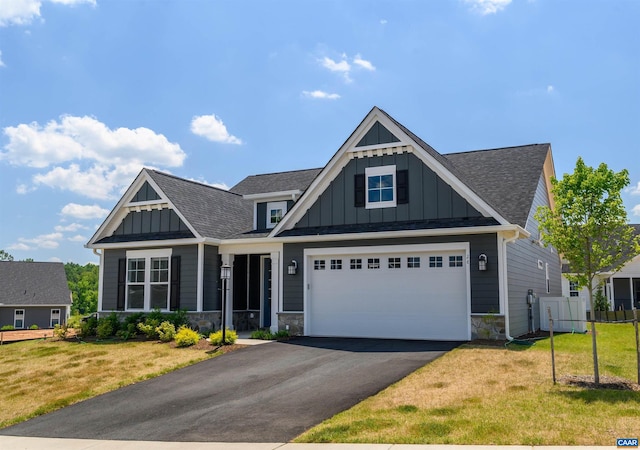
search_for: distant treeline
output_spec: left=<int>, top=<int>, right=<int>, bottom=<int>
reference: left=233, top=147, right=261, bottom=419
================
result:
left=65, top=262, right=99, bottom=315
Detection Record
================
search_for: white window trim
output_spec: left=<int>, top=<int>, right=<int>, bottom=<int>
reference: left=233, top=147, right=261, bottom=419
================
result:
left=266, top=201, right=288, bottom=229
left=125, top=249, right=172, bottom=311
left=51, top=308, right=61, bottom=328
left=14, top=309, right=25, bottom=329
left=365, top=165, right=396, bottom=209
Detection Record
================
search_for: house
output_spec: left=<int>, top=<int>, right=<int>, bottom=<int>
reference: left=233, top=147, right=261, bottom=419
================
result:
left=86, top=107, right=562, bottom=340
left=0, top=261, right=72, bottom=329
left=561, top=224, right=640, bottom=311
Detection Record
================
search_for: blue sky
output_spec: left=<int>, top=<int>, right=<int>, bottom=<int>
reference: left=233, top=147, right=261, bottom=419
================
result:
left=1, top=0, right=638, bottom=264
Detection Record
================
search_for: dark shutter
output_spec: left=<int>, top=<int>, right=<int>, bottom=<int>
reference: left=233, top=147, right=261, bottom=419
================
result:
left=397, top=169, right=409, bottom=204
left=170, top=255, right=181, bottom=311
left=117, top=258, right=126, bottom=311
left=354, top=174, right=365, bottom=207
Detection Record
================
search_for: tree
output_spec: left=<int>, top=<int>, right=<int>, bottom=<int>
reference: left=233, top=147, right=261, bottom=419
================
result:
left=65, top=262, right=99, bottom=314
left=535, top=157, right=640, bottom=384
left=0, top=250, right=14, bottom=261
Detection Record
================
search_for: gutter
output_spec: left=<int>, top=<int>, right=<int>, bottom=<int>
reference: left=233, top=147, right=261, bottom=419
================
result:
left=501, top=229, right=522, bottom=341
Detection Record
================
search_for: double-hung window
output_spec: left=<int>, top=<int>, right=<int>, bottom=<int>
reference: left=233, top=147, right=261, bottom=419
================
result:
left=14, top=309, right=25, bottom=329
left=365, top=165, right=396, bottom=209
left=50, top=309, right=61, bottom=327
left=569, top=281, right=579, bottom=297
left=126, top=250, right=171, bottom=310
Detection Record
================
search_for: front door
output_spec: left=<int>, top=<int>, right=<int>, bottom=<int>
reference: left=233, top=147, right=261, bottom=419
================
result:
left=261, top=257, right=272, bottom=328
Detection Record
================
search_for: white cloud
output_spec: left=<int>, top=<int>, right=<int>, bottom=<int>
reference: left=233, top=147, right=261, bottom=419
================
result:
left=186, top=177, right=229, bottom=191
left=353, top=55, right=375, bottom=71
left=11, top=232, right=63, bottom=250
left=464, top=0, right=512, bottom=15
left=633, top=204, right=640, bottom=217
left=629, top=181, right=640, bottom=195
left=54, top=223, right=88, bottom=232
left=190, top=114, right=242, bottom=145
left=67, top=234, right=88, bottom=242
left=380, top=19, right=388, bottom=25
left=1, top=115, right=186, bottom=199
left=0, top=0, right=95, bottom=27
left=0, top=50, right=5, bottom=68
left=61, top=203, right=109, bottom=219
left=48, top=256, right=63, bottom=262
left=7, top=242, right=30, bottom=251
left=547, top=85, right=554, bottom=93
left=302, top=90, right=341, bottom=100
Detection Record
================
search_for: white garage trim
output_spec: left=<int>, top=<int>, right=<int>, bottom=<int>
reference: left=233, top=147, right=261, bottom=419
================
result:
left=303, top=242, right=471, bottom=340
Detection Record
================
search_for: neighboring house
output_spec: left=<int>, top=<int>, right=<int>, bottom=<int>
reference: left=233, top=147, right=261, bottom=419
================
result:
left=86, top=107, right=562, bottom=340
left=0, top=261, right=72, bottom=329
left=561, top=224, right=640, bottom=311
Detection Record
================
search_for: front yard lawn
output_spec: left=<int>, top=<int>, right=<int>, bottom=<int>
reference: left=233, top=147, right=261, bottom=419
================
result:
left=296, top=322, right=640, bottom=445
left=0, top=337, right=219, bottom=429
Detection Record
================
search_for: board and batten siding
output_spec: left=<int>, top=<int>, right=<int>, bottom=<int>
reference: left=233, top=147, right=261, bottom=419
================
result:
left=101, top=246, right=199, bottom=312
left=112, top=208, right=190, bottom=236
left=203, top=245, right=220, bottom=311
left=506, top=174, right=562, bottom=337
left=293, top=153, right=482, bottom=229
left=282, top=233, right=498, bottom=313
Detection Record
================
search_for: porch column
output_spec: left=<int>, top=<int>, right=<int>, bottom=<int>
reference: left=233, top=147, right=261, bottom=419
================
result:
left=221, top=253, right=234, bottom=330
left=270, top=251, right=280, bottom=333
left=196, top=243, right=204, bottom=312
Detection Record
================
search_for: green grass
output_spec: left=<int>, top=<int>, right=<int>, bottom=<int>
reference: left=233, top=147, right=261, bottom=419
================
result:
left=296, top=323, right=640, bottom=445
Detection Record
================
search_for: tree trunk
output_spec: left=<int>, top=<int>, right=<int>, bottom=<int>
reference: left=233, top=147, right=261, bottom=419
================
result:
left=589, top=281, right=600, bottom=384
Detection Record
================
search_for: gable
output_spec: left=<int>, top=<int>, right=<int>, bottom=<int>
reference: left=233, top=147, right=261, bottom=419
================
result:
left=131, top=181, right=161, bottom=202
left=355, top=121, right=400, bottom=147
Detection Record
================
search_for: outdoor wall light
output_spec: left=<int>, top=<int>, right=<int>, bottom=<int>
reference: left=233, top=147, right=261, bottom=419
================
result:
left=220, top=263, right=231, bottom=280
left=478, top=254, right=488, bottom=271
left=287, top=260, right=298, bottom=275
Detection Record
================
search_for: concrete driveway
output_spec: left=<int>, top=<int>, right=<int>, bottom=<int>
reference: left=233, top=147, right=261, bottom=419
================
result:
left=0, top=337, right=460, bottom=442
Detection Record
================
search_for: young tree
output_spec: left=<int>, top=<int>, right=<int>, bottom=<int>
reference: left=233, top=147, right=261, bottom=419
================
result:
left=0, top=250, right=14, bottom=261
left=536, top=157, right=640, bottom=384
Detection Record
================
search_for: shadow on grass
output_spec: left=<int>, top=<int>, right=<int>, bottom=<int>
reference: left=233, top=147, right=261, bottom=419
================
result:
left=555, top=387, right=640, bottom=404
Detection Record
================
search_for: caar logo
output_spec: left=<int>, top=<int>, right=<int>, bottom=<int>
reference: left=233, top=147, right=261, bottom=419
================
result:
left=617, top=439, right=638, bottom=447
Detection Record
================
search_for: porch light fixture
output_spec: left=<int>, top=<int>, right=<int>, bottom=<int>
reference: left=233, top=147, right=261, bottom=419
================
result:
left=478, top=254, right=488, bottom=271
left=287, top=259, right=298, bottom=275
left=220, top=263, right=231, bottom=344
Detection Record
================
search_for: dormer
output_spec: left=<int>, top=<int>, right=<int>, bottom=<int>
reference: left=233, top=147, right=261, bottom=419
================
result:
left=243, top=190, right=302, bottom=230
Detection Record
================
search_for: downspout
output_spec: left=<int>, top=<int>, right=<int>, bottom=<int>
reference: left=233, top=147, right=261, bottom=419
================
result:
left=93, top=249, right=104, bottom=316
left=501, top=230, right=520, bottom=341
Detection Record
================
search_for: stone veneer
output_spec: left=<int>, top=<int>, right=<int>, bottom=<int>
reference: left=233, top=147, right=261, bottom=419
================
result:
left=277, top=312, right=304, bottom=336
left=471, top=314, right=505, bottom=340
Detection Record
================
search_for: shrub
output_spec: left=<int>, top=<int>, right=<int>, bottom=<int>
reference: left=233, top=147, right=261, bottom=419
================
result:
left=137, top=322, right=158, bottom=339
left=29, top=324, right=39, bottom=330
left=116, top=323, right=138, bottom=340
left=1, top=325, right=15, bottom=331
left=156, top=321, right=176, bottom=342
left=53, top=324, right=69, bottom=339
left=273, top=330, right=290, bottom=340
left=167, top=309, right=190, bottom=329
left=79, top=316, right=98, bottom=337
left=249, top=329, right=289, bottom=340
left=174, top=326, right=200, bottom=347
left=123, top=312, right=145, bottom=329
left=67, top=315, right=82, bottom=328
left=209, top=328, right=238, bottom=345
left=594, top=285, right=610, bottom=311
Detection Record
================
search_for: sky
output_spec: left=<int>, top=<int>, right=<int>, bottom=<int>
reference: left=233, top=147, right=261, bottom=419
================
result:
left=0, top=0, right=638, bottom=264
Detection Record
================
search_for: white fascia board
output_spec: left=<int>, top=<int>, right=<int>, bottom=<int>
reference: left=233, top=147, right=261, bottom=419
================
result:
left=243, top=190, right=302, bottom=201
left=218, top=241, right=283, bottom=255
left=87, top=237, right=207, bottom=250
left=304, top=241, right=469, bottom=257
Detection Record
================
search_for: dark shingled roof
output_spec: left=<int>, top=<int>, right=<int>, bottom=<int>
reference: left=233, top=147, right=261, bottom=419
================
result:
left=230, top=168, right=323, bottom=196
left=0, top=261, right=72, bottom=306
left=444, top=144, right=551, bottom=228
left=147, top=170, right=254, bottom=240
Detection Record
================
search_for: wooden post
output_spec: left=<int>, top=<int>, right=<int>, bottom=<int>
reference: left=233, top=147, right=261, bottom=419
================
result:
left=547, top=306, right=556, bottom=384
left=634, top=308, right=640, bottom=385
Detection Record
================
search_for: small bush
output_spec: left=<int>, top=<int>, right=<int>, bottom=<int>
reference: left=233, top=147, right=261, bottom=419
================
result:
left=96, top=320, right=114, bottom=339
left=53, top=324, right=69, bottom=339
left=174, top=326, right=200, bottom=347
left=123, top=312, right=145, bottom=329
left=67, top=315, right=82, bottom=328
left=116, top=323, right=138, bottom=340
left=209, top=328, right=238, bottom=345
left=167, top=309, right=190, bottom=329
left=137, top=322, right=158, bottom=339
left=273, top=330, right=290, bottom=340
left=29, top=324, right=39, bottom=330
left=79, top=315, right=98, bottom=337
left=156, top=321, right=176, bottom=342
left=1, top=325, right=15, bottom=331
left=249, top=329, right=289, bottom=340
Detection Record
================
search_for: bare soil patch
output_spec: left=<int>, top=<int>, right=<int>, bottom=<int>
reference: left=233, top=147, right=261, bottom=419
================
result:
left=560, top=374, right=640, bottom=391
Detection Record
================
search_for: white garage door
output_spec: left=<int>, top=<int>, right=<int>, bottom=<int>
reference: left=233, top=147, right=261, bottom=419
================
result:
left=306, top=245, right=470, bottom=340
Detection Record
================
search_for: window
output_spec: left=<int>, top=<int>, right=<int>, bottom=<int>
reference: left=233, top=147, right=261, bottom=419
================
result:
left=545, top=263, right=550, bottom=294
left=569, top=281, right=579, bottom=297
left=350, top=258, right=362, bottom=269
left=314, top=260, right=326, bottom=270
left=126, top=250, right=171, bottom=310
left=266, top=201, right=287, bottom=229
left=407, top=257, right=421, bottom=268
left=50, top=309, right=61, bottom=328
left=449, top=255, right=463, bottom=267
left=368, top=258, right=380, bottom=269
left=365, top=165, right=396, bottom=209
left=429, top=256, right=443, bottom=268
left=330, top=259, right=342, bottom=270
left=14, top=309, right=24, bottom=329
left=388, top=257, right=401, bottom=269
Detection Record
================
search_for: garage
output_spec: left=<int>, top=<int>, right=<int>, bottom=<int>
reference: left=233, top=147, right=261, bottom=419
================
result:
left=305, top=243, right=471, bottom=340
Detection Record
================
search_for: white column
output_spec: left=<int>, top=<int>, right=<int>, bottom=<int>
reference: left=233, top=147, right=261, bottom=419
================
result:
left=196, top=243, right=204, bottom=312
left=270, top=251, right=280, bottom=333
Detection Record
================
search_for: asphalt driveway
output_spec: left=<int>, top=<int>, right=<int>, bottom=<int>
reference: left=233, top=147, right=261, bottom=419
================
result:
left=0, top=337, right=460, bottom=442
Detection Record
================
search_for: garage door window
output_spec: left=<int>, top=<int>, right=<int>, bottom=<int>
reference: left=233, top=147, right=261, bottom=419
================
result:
left=367, top=258, right=380, bottom=269
left=429, top=256, right=443, bottom=268
left=388, top=257, right=401, bottom=269
left=449, top=256, right=463, bottom=267
left=407, top=257, right=421, bottom=268
left=330, top=259, right=342, bottom=270
left=314, top=260, right=326, bottom=270
left=350, top=259, right=362, bottom=269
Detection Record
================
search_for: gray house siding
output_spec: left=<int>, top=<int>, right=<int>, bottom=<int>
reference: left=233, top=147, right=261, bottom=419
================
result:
left=283, top=233, right=499, bottom=313
left=203, top=245, right=220, bottom=311
left=0, top=306, right=68, bottom=329
left=294, top=154, right=482, bottom=229
left=256, top=200, right=295, bottom=230
left=101, top=245, right=199, bottom=312
left=507, top=175, right=562, bottom=337
left=113, top=209, right=190, bottom=236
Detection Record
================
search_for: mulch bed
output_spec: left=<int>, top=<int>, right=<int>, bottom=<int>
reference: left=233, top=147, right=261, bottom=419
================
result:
left=559, top=374, right=640, bottom=391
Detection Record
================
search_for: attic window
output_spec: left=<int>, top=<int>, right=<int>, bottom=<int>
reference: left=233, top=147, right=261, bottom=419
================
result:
left=365, top=165, right=396, bottom=209
left=266, top=201, right=287, bottom=229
